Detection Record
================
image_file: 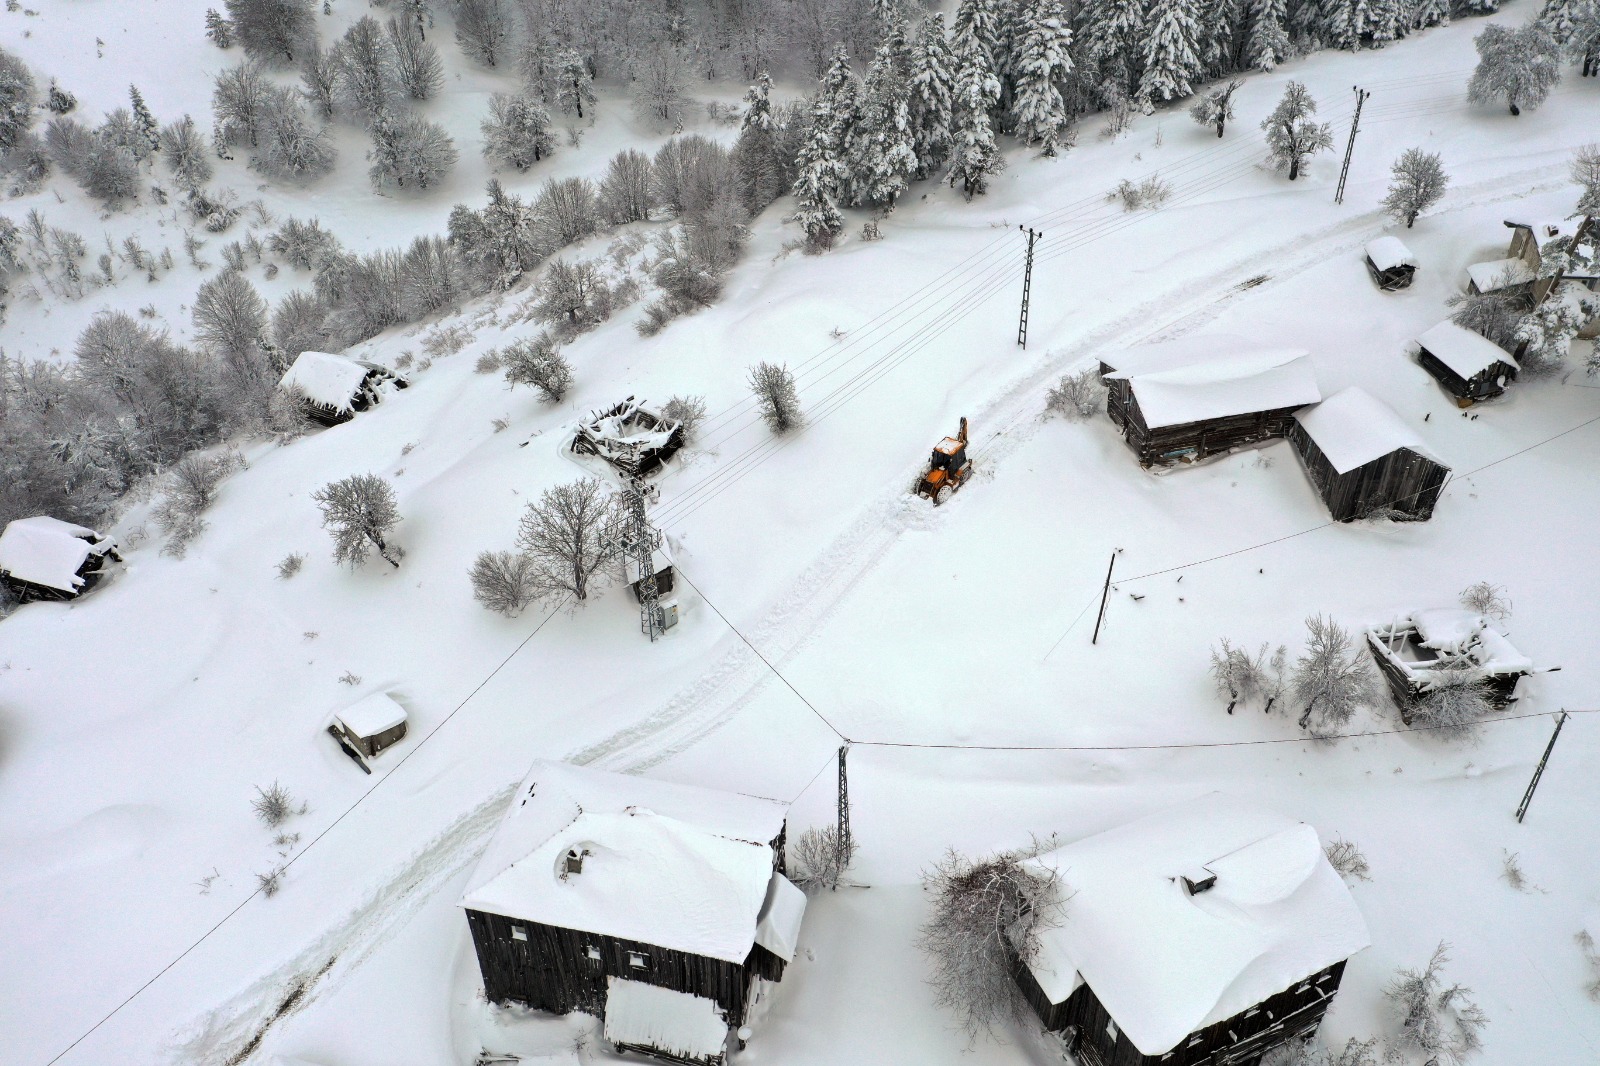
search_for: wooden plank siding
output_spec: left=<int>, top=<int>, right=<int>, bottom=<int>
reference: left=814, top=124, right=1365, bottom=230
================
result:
left=1364, top=258, right=1415, bottom=291
left=1020, top=960, right=1348, bottom=1066
left=1102, top=367, right=1301, bottom=468
left=1415, top=347, right=1515, bottom=406
left=1286, top=423, right=1448, bottom=522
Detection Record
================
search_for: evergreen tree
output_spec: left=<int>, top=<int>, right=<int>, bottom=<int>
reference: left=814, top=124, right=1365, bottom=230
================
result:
left=907, top=13, right=956, bottom=179
left=1010, top=0, right=1075, bottom=154
left=1574, top=3, right=1600, bottom=76
left=128, top=85, right=161, bottom=158
left=205, top=9, right=235, bottom=49
left=742, top=71, right=774, bottom=133
left=1076, top=0, right=1146, bottom=95
left=848, top=42, right=918, bottom=208
left=733, top=72, right=783, bottom=212
left=1261, top=80, right=1333, bottom=179
left=947, top=11, right=1004, bottom=198
left=953, top=0, right=1006, bottom=67
left=1197, top=0, right=1244, bottom=77
left=1539, top=0, right=1589, bottom=47
left=1410, top=0, right=1450, bottom=30
left=1247, top=0, right=1292, bottom=70
left=1139, top=0, right=1206, bottom=104
left=791, top=46, right=856, bottom=249
left=555, top=49, right=595, bottom=119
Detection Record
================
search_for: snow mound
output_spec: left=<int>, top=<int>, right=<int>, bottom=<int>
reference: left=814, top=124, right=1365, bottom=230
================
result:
left=0, top=517, right=113, bottom=593
left=1416, top=321, right=1515, bottom=379
left=753, top=871, right=807, bottom=964
left=1365, top=236, right=1417, bottom=272
left=1104, top=337, right=1320, bottom=430
left=278, top=351, right=371, bottom=413
left=604, top=977, right=728, bottom=1061
left=1021, top=795, right=1369, bottom=1057
left=1294, top=386, right=1439, bottom=474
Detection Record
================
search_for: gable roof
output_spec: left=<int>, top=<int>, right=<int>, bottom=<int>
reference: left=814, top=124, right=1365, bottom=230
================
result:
left=1103, top=336, right=1320, bottom=430
left=461, top=761, right=791, bottom=964
left=1364, top=236, right=1417, bottom=272
left=0, top=517, right=112, bottom=593
left=1293, top=387, right=1443, bottom=475
left=1465, top=257, right=1535, bottom=294
left=1020, top=796, right=1370, bottom=1057
left=278, top=351, right=371, bottom=413
left=1416, top=321, right=1517, bottom=381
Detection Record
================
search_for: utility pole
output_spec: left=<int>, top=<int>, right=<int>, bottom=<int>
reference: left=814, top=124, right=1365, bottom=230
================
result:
left=1017, top=225, right=1042, bottom=349
left=1334, top=86, right=1370, bottom=206
left=604, top=478, right=666, bottom=641
left=1091, top=550, right=1118, bottom=645
left=1516, top=710, right=1569, bottom=823
left=836, top=744, right=853, bottom=881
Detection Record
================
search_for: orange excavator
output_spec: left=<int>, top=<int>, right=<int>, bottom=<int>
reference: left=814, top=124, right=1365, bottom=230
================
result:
left=915, top=417, right=973, bottom=505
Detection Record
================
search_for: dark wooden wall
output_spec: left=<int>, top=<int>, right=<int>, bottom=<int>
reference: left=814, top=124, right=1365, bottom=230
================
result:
left=1416, top=348, right=1515, bottom=404
left=1019, top=957, right=1349, bottom=1066
left=1287, top=426, right=1448, bottom=523
left=1103, top=371, right=1301, bottom=467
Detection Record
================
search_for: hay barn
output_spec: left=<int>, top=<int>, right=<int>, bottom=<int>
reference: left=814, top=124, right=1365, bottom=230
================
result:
left=0, top=517, right=121, bottom=604
left=1413, top=321, right=1518, bottom=406
left=1289, top=387, right=1449, bottom=522
left=1363, top=236, right=1417, bottom=291
left=278, top=351, right=408, bottom=426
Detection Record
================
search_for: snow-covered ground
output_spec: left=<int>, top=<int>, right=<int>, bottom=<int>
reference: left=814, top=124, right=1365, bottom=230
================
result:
left=4, top=3, right=1600, bottom=1065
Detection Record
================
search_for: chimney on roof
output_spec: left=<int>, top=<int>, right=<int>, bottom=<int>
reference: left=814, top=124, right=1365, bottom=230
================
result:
left=564, top=846, right=589, bottom=877
left=1181, top=867, right=1217, bottom=895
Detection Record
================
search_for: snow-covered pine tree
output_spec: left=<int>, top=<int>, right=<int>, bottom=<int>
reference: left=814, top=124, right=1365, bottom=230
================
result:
left=1541, top=0, right=1591, bottom=47
left=1261, top=80, right=1333, bottom=179
left=791, top=45, right=856, bottom=249
left=1286, top=0, right=1325, bottom=47
left=1196, top=0, right=1244, bottom=78
left=1381, top=147, right=1448, bottom=227
left=1468, top=21, right=1563, bottom=115
left=733, top=72, right=783, bottom=212
left=1409, top=0, right=1451, bottom=31
left=953, top=0, right=1006, bottom=68
left=1457, top=0, right=1500, bottom=13
left=947, top=8, right=1004, bottom=198
left=128, top=85, right=160, bottom=158
left=848, top=42, right=918, bottom=208
left=907, top=13, right=956, bottom=179
left=555, top=49, right=595, bottom=119
left=1009, top=0, right=1075, bottom=155
left=1189, top=79, right=1242, bottom=136
left=742, top=71, right=774, bottom=133
left=1247, top=0, right=1291, bottom=70
left=1138, top=0, right=1206, bottom=105
left=206, top=8, right=235, bottom=49
left=1573, top=3, right=1600, bottom=76
left=1076, top=0, right=1146, bottom=95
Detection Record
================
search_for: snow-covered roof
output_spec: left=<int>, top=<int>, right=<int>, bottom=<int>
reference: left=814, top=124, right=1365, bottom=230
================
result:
left=1465, top=257, right=1534, bottom=294
left=0, top=516, right=112, bottom=593
left=334, top=692, right=408, bottom=738
left=603, top=978, right=729, bottom=1061
left=1365, top=236, right=1417, bottom=272
left=1103, top=336, right=1320, bottom=430
left=754, top=871, right=807, bottom=964
left=278, top=351, right=370, bottom=412
left=1476, top=628, right=1534, bottom=676
left=1293, top=387, right=1440, bottom=475
left=1020, top=796, right=1370, bottom=1057
left=461, top=761, right=790, bottom=964
left=1416, top=321, right=1516, bottom=380
left=1412, top=608, right=1486, bottom=653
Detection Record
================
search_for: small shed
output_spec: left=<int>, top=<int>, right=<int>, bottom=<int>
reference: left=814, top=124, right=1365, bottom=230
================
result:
left=1289, top=387, right=1449, bottom=522
left=571, top=397, right=686, bottom=479
left=1366, top=610, right=1535, bottom=721
left=0, top=516, right=121, bottom=604
left=278, top=350, right=408, bottom=426
left=1414, top=321, right=1518, bottom=406
left=327, top=692, right=409, bottom=767
left=1015, top=796, right=1370, bottom=1066
left=1464, top=256, right=1535, bottom=298
left=461, top=761, right=804, bottom=1062
left=1100, top=336, right=1321, bottom=467
left=1364, top=236, right=1417, bottom=291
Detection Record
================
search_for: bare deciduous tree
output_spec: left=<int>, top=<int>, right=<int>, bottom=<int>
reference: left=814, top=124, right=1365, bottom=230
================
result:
left=632, top=48, right=691, bottom=130
left=387, top=16, right=443, bottom=101
left=1261, top=81, right=1333, bottom=181
left=532, top=176, right=600, bottom=251
left=749, top=361, right=802, bottom=434
left=152, top=452, right=246, bottom=556
left=481, top=92, right=555, bottom=171
left=662, top=394, right=707, bottom=442
left=1323, top=835, right=1372, bottom=881
left=515, top=477, right=618, bottom=602
left=454, top=0, right=510, bottom=67
left=791, top=825, right=852, bottom=891
left=1412, top=666, right=1495, bottom=740
left=311, top=473, right=404, bottom=568
left=1292, top=615, right=1382, bottom=735
left=1210, top=638, right=1274, bottom=714
left=1385, top=942, right=1489, bottom=1064
left=470, top=549, right=539, bottom=616
left=502, top=334, right=573, bottom=401
left=225, top=0, right=317, bottom=66
left=598, top=148, right=655, bottom=224
left=1045, top=367, right=1107, bottom=420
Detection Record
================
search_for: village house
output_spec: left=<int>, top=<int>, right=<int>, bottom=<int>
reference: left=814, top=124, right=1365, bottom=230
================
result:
left=0, top=516, right=121, bottom=604
left=1014, top=796, right=1370, bottom=1066
left=1467, top=219, right=1600, bottom=339
left=1366, top=610, right=1536, bottom=722
left=1363, top=236, right=1418, bottom=291
left=461, top=761, right=805, bottom=1066
left=278, top=350, right=409, bottom=426
left=1288, top=387, right=1450, bottom=522
left=571, top=397, right=686, bottom=480
left=1413, top=321, right=1518, bottom=406
left=1100, top=336, right=1322, bottom=467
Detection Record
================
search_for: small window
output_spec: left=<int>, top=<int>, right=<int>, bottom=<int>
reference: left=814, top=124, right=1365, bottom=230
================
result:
left=510, top=926, right=527, bottom=942
left=586, top=945, right=602, bottom=962
left=628, top=951, right=650, bottom=969
left=1105, top=1019, right=1119, bottom=1042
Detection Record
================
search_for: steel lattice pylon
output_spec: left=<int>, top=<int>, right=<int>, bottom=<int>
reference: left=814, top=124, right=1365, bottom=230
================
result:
left=604, top=479, right=665, bottom=641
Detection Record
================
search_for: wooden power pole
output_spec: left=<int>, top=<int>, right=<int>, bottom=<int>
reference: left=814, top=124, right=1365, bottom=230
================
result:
left=1017, top=226, right=1042, bottom=348
left=1091, top=551, right=1118, bottom=645
left=1334, top=86, right=1370, bottom=205
left=1516, top=710, right=1569, bottom=823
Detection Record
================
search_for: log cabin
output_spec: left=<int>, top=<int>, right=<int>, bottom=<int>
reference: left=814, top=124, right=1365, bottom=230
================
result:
left=1413, top=321, right=1518, bottom=406
left=1363, top=236, right=1417, bottom=291
left=461, top=761, right=805, bottom=1066
left=1366, top=610, right=1535, bottom=723
left=572, top=397, right=686, bottom=479
left=0, top=516, right=121, bottom=604
left=1100, top=336, right=1322, bottom=468
left=1014, top=796, right=1369, bottom=1066
left=1288, top=387, right=1449, bottom=522
left=278, top=351, right=409, bottom=426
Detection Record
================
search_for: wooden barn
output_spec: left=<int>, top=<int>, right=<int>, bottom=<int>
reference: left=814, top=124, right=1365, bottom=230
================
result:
left=326, top=692, right=408, bottom=771
left=1100, top=336, right=1322, bottom=468
left=1288, top=387, right=1449, bottom=522
left=278, top=350, right=408, bottom=426
left=1414, top=321, right=1518, bottom=406
left=1363, top=236, right=1417, bottom=291
left=461, top=761, right=805, bottom=1066
left=1366, top=610, right=1535, bottom=723
left=0, top=516, right=121, bottom=604
left=1014, top=797, right=1370, bottom=1066
left=571, top=397, right=686, bottom=480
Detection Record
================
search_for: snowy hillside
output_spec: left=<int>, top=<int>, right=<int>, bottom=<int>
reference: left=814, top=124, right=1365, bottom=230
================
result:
left=2, top=2, right=1599, bottom=1066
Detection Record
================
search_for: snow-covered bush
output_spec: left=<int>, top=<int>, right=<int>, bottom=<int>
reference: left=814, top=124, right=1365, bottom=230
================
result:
left=3, top=131, right=50, bottom=196
left=270, top=216, right=341, bottom=271
left=514, top=477, right=618, bottom=603
left=662, top=395, right=707, bottom=442
left=225, top=0, right=317, bottom=66
left=1189, top=80, right=1242, bottom=138
left=502, top=334, right=573, bottom=402
left=1500, top=849, right=1535, bottom=892
left=251, top=87, right=336, bottom=182
left=1411, top=666, right=1495, bottom=740
left=1468, top=21, right=1562, bottom=116
left=1323, top=835, right=1372, bottom=881
left=252, top=780, right=303, bottom=827
left=44, top=115, right=94, bottom=176
left=748, top=361, right=803, bottom=434
left=1209, top=638, right=1275, bottom=714
left=469, top=550, right=539, bottom=616
left=1292, top=614, right=1382, bottom=735
left=152, top=452, right=246, bottom=557
left=1513, top=295, right=1590, bottom=373
left=1576, top=930, right=1600, bottom=1001
left=256, top=866, right=285, bottom=897
left=533, top=258, right=612, bottom=335
left=1385, top=942, right=1489, bottom=1064
left=1045, top=367, right=1107, bottom=420
left=1111, top=174, right=1172, bottom=210
left=276, top=552, right=304, bottom=579
left=791, top=825, right=852, bottom=892
left=918, top=845, right=1063, bottom=1039
left=1382, top=148, right=1449, bottom=228
left=481, top=92, right=555, bottom=171
left=78, top=134, right=141, bottom=208
left=474, top=350, right=503, bottom=374
left=0, top=45, right=38, bottom=152
left=1262, top=1038, right=1379, bottom=1066
left=1459, top=581, right=1511, bottom=620
left=311, top=473, right=404, bottom=568
left=1262, top=81, right=1333, bottom=181
left=598, top=148, right=655, bottom=224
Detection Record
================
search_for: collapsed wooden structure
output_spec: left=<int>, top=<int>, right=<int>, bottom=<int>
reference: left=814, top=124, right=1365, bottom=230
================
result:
left=1365, top=610, right=1534, bottom=722
left=1013, top=797, right=1369, bottom=1066
left=1363, top=236, right=1417, bottom=291
left=1288, top=387, right=1449, bottom=522
left=461, top=761, right=805, bottom=1066
left=1100, top=336, right=1322, bottom=467
left=1413, top=321, right=1518, bottom=406
left=571, top=397, right=686, bottom=479
left=0, top=516, right=121, bottom=604
left=278, top=350, right=409, bottom=426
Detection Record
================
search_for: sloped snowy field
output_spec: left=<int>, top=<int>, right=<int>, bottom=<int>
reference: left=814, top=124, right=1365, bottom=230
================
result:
left=3, top=3, right=1599, bottom=1065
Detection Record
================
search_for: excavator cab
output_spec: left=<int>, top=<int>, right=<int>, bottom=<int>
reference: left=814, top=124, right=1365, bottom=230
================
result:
left=915, top=417, right=973, bottom=505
